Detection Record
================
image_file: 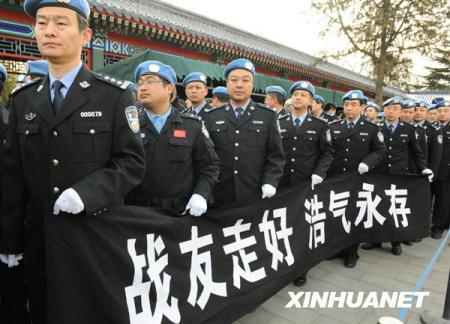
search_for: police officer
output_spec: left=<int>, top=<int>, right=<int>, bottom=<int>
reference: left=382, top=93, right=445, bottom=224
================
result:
left=0, top=1, right=146, bottom=323
left=279, top=81, right=334, bottom=286
left=311, top=94, right=337, bottom=123
left=264, top=85, right=287, bottom=115
left=364, top=101, right=380, bottom=124
left=203, top=58, right=285, bottom=206
left=182, top=72, right=212, bottom=118
left=329, top=90, right=386, bottom=267
left=362, top=96, right=432, bottom=255
left=25, top=59, right=48, bottom=81
left=431, top=100, right=450, bottom=239
left=126, top=61, right=220, bottom=215
left=211, top=86, right=229, bottom=108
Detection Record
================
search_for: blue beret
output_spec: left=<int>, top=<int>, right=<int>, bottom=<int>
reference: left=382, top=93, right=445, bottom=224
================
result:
left=366, top=101, right=380, bottom=112
left=182, top=72, right=207, bottom=87
left=427, top=104, right=437, bottom=111
left=313, top=94, right=325, bottom=104
left=224, top=58, right=255, bottom=79
left=436, top=100, right=450, bottom=109
left=25, top=60, right=48, bottom=76
left=342, top=90, right=366, bottom=102
left=414, top=101, right=427, bottom=108
left=290, top=81, right=315, bottom=96
left=432, top=97, right=445, bottom=105
left=16, top=74, right=27, bottom=83
left=266, top=86, right=286, bottom=99
left=135, top=60, right=177, bottom=84
left=401, top=100, right=415, bottom=109
left=383, top=96, right=404, bottom=107
left=212, top=86, right=228, bottom=97
left=0, top=63, right=7, bottom=82
left=24, top=0, right=90, bottom=19
left=128, top=82, right=137, bottom=93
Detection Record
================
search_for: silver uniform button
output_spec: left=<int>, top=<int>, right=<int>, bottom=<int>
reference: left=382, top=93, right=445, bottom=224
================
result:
left=90, top=129, right=95, bottom=135
left=235, top=143, right=239, bottom=147
left=52, top=159, right=59, bottom=167
left=234, top=170, right=238, bottom=174
left=234, top=156, right=238, bottom=160
left=53, top=130, right=58, bottom=137
left=25, top=130, right=30, bottom=135
left=53, top=187, right=60, bottom=194
left=235, top=130, right=240, bottom=134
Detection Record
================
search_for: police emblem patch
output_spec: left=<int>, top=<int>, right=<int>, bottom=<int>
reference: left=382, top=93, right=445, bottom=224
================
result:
left=125, top=106, right=140, bottom=134
left=438, top=134, right=443, bottom=144
left=149, top=64, right=160, bottom=73
left=377, top=131, right=384, bottom=143
left=25, top=112, right=36, bottom=121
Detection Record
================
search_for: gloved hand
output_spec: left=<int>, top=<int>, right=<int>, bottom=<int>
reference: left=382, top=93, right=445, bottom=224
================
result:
left=53, top=188, right=85, bottom=215
left=421, top=168, right=434, bottom=182
left=261, top=184, right=276, bottom=199
left=358, top=162, right=369, bottom=175
left=0, top=254, right=23, bottom=268
left=311, top=174, right=323, bottom=190
left=185, top=194, right=207, bottom=217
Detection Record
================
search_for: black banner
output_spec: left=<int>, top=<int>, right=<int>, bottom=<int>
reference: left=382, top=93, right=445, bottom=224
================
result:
left=45, top=173, right=431, bottom=324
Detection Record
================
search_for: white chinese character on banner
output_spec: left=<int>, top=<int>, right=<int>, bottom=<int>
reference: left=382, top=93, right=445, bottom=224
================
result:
left=223, top=219, right=266, bottom=289
left=304, top=194, right=327, bottom=249
left=258, top=208, right=294, bottom=271
left=385, top=184, right=411, bottom=228
left=329, top=190, right=351, bottom=233
left=125, top=234, right=180, bottom=324
left=355, top=183, right=386, bottom=228
left=179, top=226, right=227, bottom=310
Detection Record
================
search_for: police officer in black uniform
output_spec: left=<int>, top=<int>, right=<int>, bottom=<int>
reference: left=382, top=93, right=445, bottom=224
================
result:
left=328, top=90, right=386, bottom=267
left=279, top=80, right=334, bottom=286
left=362, top=96, right=432, bottom=255
left=0, top=2, right=146, bottom=323
left=203, top=58, right=285, bottom=206
left=211, top=86, right=229, bottom=108
left=182, top=72, right=212, bottom=119
left=126, top=61, right=220, bottom=216
left=264, top=85, right=287, bottom=115
left=431, top=100, right=450, bottom=239
left=312, top=94, right=337, bottom=123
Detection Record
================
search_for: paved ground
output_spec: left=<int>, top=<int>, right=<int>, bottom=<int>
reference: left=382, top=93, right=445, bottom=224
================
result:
left=235, top=235, right=450, bottom=324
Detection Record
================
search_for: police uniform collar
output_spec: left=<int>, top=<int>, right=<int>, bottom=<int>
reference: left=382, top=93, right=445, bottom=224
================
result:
left=230, top=98, right=251, bottom=112
left=191, top=100, right=207, bottom=114
left=49, top=62, right=83, bottom=92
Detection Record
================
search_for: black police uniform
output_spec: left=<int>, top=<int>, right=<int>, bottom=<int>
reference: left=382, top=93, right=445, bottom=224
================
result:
left=320, top=111, right=338, bottom=123
left=408, top=124, right=428, bottom=174
left=421, top=120, right=443, bottom=176
left=278, top=113, right=334, bottom=187
left=0, top=65, right=146, bottom=323
left=431, top=122, right=450, bottom=236
left=182, top=101, right=213, bottom=119
left=126, top=108, right=220, bottom=214
left=204, top=100, right=285, bottom=206
left=277, top=108, right=287, bottom=116
left=328, top=118, right=386, bottom=262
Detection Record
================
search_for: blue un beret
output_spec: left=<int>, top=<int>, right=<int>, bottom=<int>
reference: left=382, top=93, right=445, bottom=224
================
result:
left=16, top=74, right=27, bottom=84
left=342, top=90, right=366, bottom=102
left=224, top=58, right=255, bottom=79
left=313, top=95, right=325, bottom=104
left=290, top=81, right=315, bottom=96
left=401, top=100, right=415, bottom=109
left=266, top=86, right=286, bottom=99
left=25, top=60, right=48, bottom=76
left=383, top=96, right=404, bottom=108
left=24, top=0, right=90, bottom=19
left=135, top=60, right=177, bottom=84
left=427, top=104, right=437, bottom=111
left=212, top=86, right=228, bottom=97
left=414, top=101, right=427, bottom=108
left=182, top=72, right=207, bottom=87
left=0, top=63, right=7, bottom=82
left=436, top=100, right=450, bottom=109
left=366, top=101, right=380, bottom=112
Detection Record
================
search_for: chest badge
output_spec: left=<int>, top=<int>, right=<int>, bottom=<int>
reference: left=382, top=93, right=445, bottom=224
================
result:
left=174, top=129, right=187, bottom=138
left=125, top=106, right=140, bottom=134
left=79, top=81, right=91, bottom=89
left=25, top=112, right=36, bottom=121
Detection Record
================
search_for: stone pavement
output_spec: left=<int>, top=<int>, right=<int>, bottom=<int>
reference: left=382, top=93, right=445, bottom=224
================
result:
left=235, top=236, right=450, bottom=324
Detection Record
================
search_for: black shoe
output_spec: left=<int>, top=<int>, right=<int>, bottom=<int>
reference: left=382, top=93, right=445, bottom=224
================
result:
left=361, top=243, right=382, bottom=250
left=294, top=275, right=307, bottom=287
left=411, top=238, right=422, bottom=243
left=431, top=229, right=443, bottom=239
left=391, top=245, right=402, bottom=255
left=344, top=256, right=358, bottom=268
left=402, top=241, right=413, bottom=246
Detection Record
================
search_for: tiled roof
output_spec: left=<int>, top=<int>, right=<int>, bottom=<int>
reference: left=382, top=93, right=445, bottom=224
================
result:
left=407, top=91, right=450, bottom=103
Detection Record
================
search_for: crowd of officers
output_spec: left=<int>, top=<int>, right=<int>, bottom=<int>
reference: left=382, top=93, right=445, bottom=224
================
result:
left=0, top=0, right=449, bottom=322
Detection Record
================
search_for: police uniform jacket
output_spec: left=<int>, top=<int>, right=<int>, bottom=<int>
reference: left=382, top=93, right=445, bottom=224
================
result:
left=0, top=66, right=146, bottom=276
left=328, top=118, right=385, bottom=175
left=204, top=101, right=285, bottom=206
left=408, top=124, right=428, bottom=174
left=278, top=113, right=334, bottom=187
left=435, top=123, right=450, bottom=181
left=126, top=109, right=220, bottom=213
left=182, top=102, right=213, bottom=119
left=319, top=112, right=338, bottom=123
left=422, top=120, right=443, bottom=176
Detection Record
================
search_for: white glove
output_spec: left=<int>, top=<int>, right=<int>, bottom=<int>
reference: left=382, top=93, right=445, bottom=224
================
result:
left=261, top=184, right=276, bottom=199
left=53, top=188, right=85, bottom=215
left=421, top=168, right=434, bottom=182
left=311, top=174, right=323, bottom=190
left=358, top=162, right=369, bottom=175
left=185, top=194, right=207, bottom=217
left=0, top=254, right=23, bottom=268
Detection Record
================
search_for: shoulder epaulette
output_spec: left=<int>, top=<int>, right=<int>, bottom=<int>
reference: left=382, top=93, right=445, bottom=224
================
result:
left=255, top=102, right=277, bottom=113
left=278, top=113, right=289, bottom=120
left=400, top=121, right=415, bottom=128
left=329, top=119, right=342, bottom=125
left=181, top=113, right=202, bottom=122
left=205, top=105, right=225, bottom=113
left=94, top=73, right=130, bottom=90
left=10, top=77, right=42, bottom=96
left=311, top=115, right=327, bottom=124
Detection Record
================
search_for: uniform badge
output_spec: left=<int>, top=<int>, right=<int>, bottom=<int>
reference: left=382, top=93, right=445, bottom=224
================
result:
left=173, top=129, right=186, bottom=138
left=201, top=121, right=210, bottom=139
left=37, top=85, right=44, bottom=93
left=377, top=131, right=384, bottom=143
left=79, top=81, right=90, bottom=89
left=437, top=134, right=443, bottom=144
left=326, top=129, right=332, bottom=144
left=25, top=112, right=36, bottom=121
left=125, top=106, right=140, bottom=134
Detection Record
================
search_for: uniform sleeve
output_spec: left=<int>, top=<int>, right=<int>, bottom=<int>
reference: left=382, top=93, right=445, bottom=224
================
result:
left=409, top=128, right=427, bottom=172
left=0, top=97, right=26, bottom=253
left=314, top=125, right=335, bottom=178
left=262, top=112, right=286, bottom=188
left=428, top=127, right=443, bottom=175
left=191, top=121, right=220, bottom=201
left=72, top=89, right=146, bottom=216
left=361, top=128, right=386, bottom=170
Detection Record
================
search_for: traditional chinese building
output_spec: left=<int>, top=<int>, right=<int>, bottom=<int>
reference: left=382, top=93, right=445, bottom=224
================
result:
left=0, top=0, right=405, bottom=103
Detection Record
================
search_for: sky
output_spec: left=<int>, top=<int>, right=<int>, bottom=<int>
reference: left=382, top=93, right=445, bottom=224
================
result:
left=160, top=0, right=433, bottom=84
